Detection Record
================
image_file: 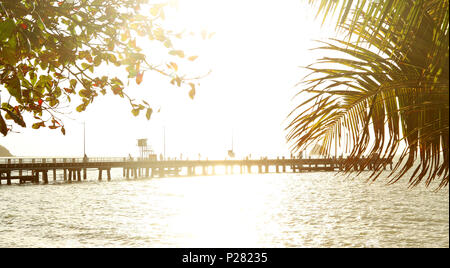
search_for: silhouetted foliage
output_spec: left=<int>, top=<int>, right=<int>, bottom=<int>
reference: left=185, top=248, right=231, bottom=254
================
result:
left=0, top=0, right=200, bottom=136
left=288, top=0, right=449, bottom=189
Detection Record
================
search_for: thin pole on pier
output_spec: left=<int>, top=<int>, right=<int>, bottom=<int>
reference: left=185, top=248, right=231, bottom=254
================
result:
left=231, top=129, right=234, bottom=152
left=334, top=135, right=338, bottom=170
left=83, top=121, right=86, bottom=156
left=163, top=126, right=166, bottom=160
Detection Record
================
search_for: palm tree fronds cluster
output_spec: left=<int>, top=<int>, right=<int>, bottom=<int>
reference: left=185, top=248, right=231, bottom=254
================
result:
left=288, top=0, right=449, bottom=189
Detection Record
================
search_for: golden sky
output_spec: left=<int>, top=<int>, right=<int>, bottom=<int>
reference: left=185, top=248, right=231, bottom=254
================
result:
left=2, top=0, right=338, bottom=159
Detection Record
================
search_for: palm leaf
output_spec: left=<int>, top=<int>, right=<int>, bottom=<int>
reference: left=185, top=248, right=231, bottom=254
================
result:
left=288, top=1, right=449, bottom=189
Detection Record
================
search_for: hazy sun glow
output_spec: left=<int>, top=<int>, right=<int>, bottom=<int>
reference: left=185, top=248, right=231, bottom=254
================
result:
left=3, top=0, right=338, bottom=159
left=165, top=175, right=284, bottom=247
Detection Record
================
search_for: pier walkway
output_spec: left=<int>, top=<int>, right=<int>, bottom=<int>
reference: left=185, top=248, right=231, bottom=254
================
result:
left=0, top=157, right=393, bottom=185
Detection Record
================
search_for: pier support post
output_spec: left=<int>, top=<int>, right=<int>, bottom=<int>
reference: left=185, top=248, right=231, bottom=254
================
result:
left=68, top=169, right=72, bottom=182
left=145, top=168, right=149, bottom=177
left=107, top=169, right=111, bottom=181
left=19, top=159, right=23, bottom=176
left=63, top=159, right=67, bottom=180
left=98, top=169, right=102, bottom=181
left=77, top=169, right=82, bottom=182
left=126, top=168, right=130, bottom=179
left=187, top=167, right=191, bottom=177
left=6, top=159, right=12, bottom=185
left=53, top=159, right=57, bottom=181
left=43, top=171, right=49, bottom=184
left=34, top=171, right=40, bottom=184
left=258, top=165, right=262, bottom=174
left=83, top=168, right=87, bottom=180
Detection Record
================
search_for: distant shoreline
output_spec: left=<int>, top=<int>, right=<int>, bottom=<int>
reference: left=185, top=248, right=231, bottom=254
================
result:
left=0, top=145, right=13, bottom=157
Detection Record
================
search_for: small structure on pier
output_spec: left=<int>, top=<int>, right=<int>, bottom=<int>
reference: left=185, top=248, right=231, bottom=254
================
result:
left=137, top=138, right=157, bottom=161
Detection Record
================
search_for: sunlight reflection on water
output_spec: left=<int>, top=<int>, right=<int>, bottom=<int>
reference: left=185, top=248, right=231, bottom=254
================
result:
left=0, top=172, right=448, bottom=247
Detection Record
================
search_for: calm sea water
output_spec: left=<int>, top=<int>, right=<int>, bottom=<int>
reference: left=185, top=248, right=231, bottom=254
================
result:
left=0, top=170, right=448, bottom=248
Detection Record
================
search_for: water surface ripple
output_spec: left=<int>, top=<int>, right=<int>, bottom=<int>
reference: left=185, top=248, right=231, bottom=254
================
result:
left=0, top=171, right=448, bottom=247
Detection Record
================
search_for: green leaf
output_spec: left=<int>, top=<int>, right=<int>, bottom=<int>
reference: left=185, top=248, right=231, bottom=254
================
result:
left=30, top=72, right=37, bottom=85
left=188, top=83, right=196, bottom=100
left=5, top=76, right=22, bottom=100
left=70, top=79, right=78, bottom=88
left=0, top=108, right=26, bottom=127
left=188, top=56, right=198, bottom=61
left=79, top=89, right=90, bottom=98
left=0, top=19, right=16, bottom=41
left=0, top=114, right=8, bottom=136
left=169, top=62, right=178, bottom=71
left=146, top=108, right=153, bottom=120
left=76, top=104, right=86, bottom=112
left=32, top=122, right=45, bottom=129
left=169, top=50, right=185, bottom=58
left=131, top=108, right=140, bottom=116
left=94, top=55, right=102, bottom=66
left=81, top=63, right=91, bottom=70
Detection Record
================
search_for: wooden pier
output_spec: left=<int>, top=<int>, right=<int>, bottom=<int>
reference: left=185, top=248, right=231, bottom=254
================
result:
left=0, top=157, right=393, bottom=185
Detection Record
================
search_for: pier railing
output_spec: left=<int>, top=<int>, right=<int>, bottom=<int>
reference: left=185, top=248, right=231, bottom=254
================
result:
left=0, top=157, right=127, bottom=164
left=0, top=156, right=393, bottom=185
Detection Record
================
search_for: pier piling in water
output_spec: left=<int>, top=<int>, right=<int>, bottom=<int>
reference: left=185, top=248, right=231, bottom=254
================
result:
left=43, top=171, right=49, bottom=184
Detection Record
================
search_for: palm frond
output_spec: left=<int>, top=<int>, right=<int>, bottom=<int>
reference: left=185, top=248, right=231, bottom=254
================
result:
left=288, top=1, right=449, bottom=189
